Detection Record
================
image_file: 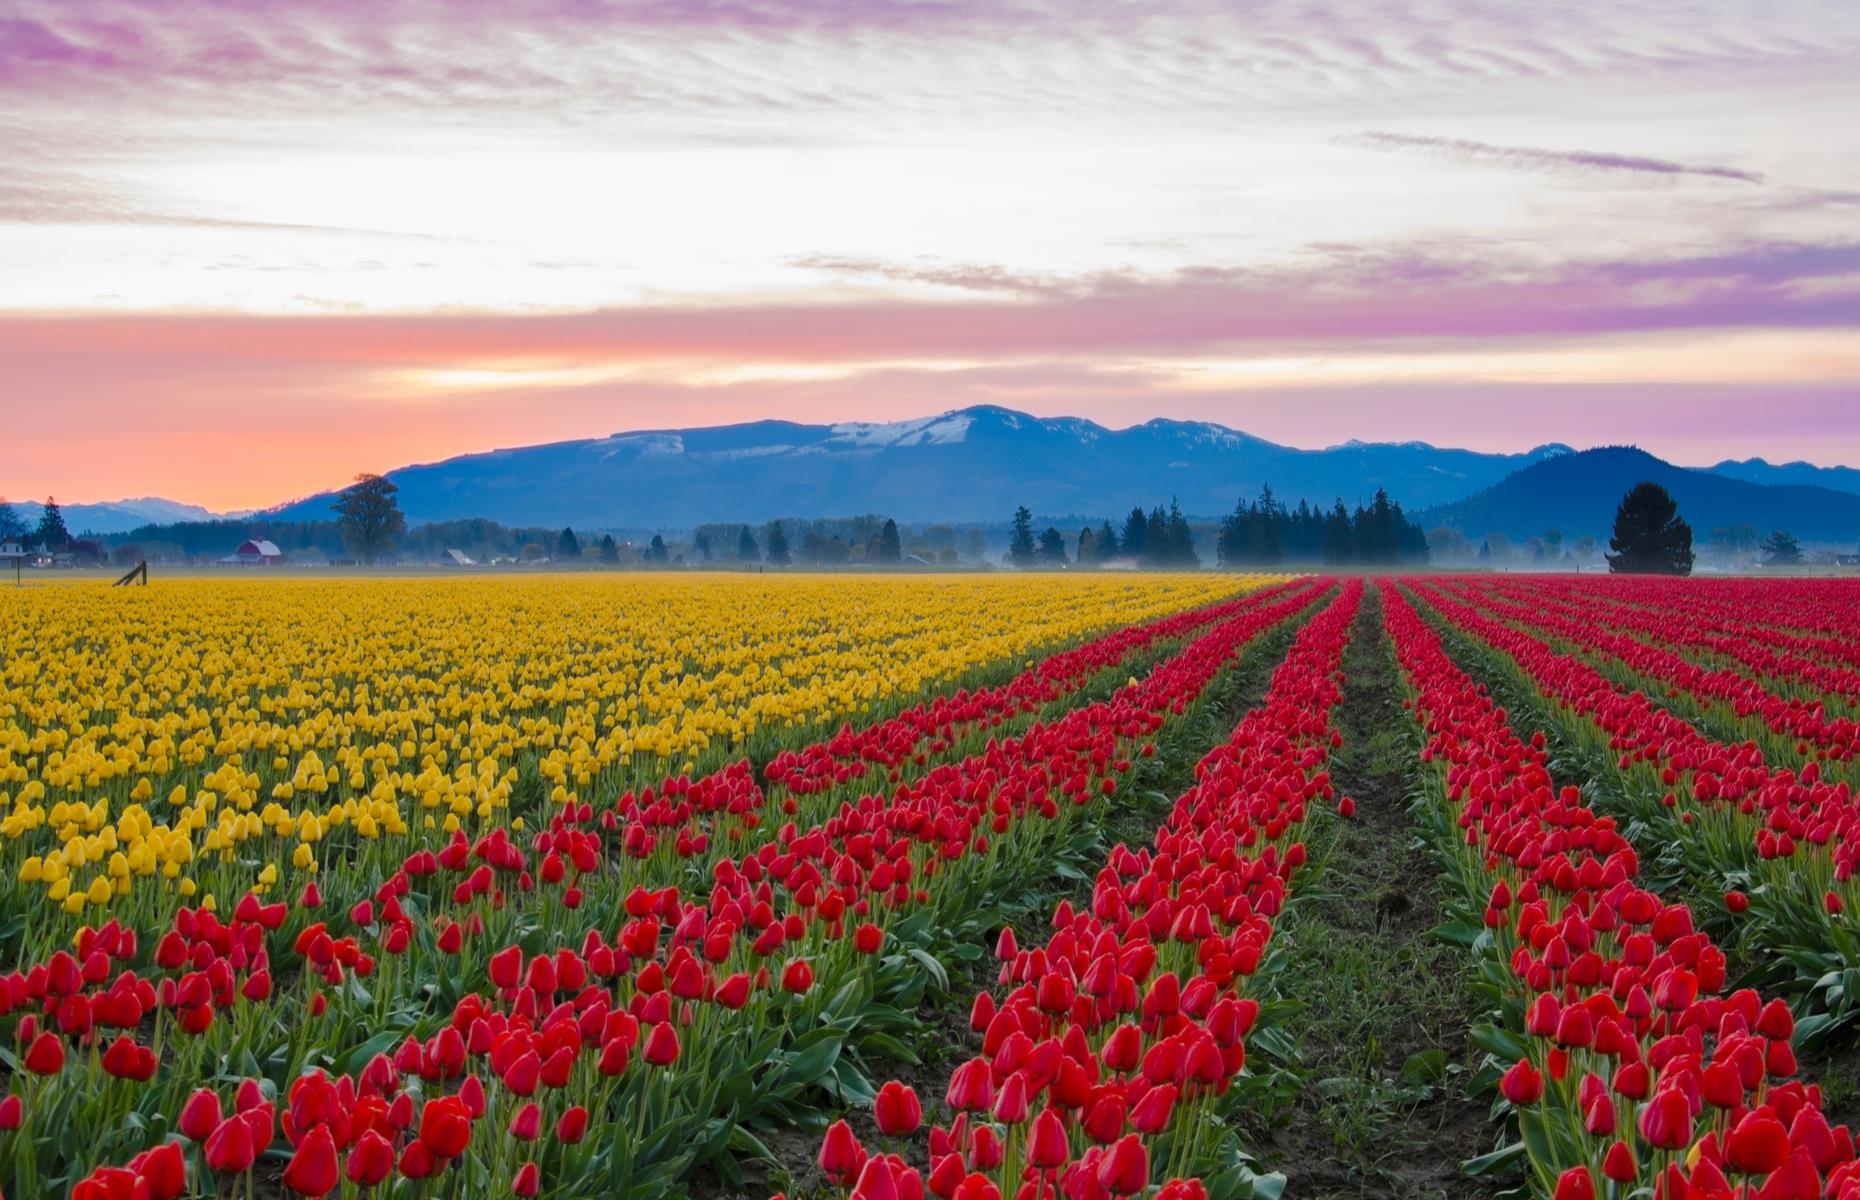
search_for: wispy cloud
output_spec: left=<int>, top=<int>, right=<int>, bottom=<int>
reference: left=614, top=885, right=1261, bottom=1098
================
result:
left=789, top=255, right=1078, bottom=298
left=1343, top=131, right=1764, bottom=183
left=7, top=240, right=1857, bottom=366
left=0, top=166, right=463, bottom=238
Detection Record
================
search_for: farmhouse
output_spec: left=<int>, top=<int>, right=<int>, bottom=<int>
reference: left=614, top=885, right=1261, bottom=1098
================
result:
left=218, top=539, right=284, bottom=566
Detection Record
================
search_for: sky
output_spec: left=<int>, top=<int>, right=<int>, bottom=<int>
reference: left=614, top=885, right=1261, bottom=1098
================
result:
left=3, top=0, right=1858, bottom=511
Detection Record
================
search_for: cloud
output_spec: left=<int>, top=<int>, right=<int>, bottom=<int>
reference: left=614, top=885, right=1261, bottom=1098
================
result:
left=5, top=0, right=1855, bottom=123
left=0, top=165, right=462, bottom=237
left=1343, top=131, right=1764, bottom=183
left=789, top=255, right=1078, bottom=298
left=6, top=240, right=1856, bottom=369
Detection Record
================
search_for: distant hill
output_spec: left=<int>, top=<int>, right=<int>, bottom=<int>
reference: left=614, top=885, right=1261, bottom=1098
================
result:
left=1706, top=457, right=1860, bottom=497
left=7, top=496, right=222, bottom=536
left=265, top=405, right=1579, bottom=528
left=1419, top=447, right=1860, bottom=544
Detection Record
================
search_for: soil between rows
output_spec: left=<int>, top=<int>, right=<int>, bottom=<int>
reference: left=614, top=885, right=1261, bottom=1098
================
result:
left=1251, top=586, right=1493, bottom=1200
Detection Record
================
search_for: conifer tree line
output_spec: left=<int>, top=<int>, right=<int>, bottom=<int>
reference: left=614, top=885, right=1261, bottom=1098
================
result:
left=1214, top=484, right=1429, bottom=567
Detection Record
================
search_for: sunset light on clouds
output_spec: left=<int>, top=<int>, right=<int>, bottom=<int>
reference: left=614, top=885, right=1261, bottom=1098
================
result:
left=3, top=0, right=1858, bottom=510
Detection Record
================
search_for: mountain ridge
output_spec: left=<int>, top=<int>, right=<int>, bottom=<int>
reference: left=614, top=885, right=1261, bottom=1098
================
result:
left=15, top=407, right=1860, bottom=537
left=260, top=405, right=1603, bottom=528
left=1419, top=446, right=1860, bottom=544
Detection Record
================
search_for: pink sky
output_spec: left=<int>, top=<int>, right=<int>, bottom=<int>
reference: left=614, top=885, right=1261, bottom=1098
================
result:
left=3, top=0, right=1858, bottom=509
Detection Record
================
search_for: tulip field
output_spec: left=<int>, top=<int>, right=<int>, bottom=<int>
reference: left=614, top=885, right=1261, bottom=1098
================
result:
left=5, top=572, right=1860, bottom=1200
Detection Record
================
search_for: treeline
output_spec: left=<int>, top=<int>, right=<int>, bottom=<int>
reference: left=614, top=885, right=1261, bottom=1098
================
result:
left=101, top=516, right=570, bottom=564
left=1215, top=486, right=1428, bottom=567
left=93, top=510, right=995, bottom=568
left=1012, top=501, right=1201, bottom=567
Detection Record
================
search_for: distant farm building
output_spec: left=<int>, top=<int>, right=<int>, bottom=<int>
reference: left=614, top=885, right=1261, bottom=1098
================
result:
left=440, top=548, right=476, bottom=566
left=218, top=539, right=284, bottom=566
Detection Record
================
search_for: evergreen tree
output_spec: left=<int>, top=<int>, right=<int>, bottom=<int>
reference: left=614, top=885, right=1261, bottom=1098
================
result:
left=693, top=531, right=712, bottom=562
left=1008, top=505, right=1037, bottom=566
left=33, top=496, right=69, bottom=552
left=1038, top=527, right=1067, bottom=563
left=0, top=498, right=24, bottom=542
left=1144, top=506, right=1168, bottom=566
left=1076, top=527, right=1095, bottom=563
left=878, top=518, right=902, bottom=563
left=648, top=534, right=669, bottom=564
left=1165, top=498, right=1196, bottom=566
left=1094, top=521, right=1118, bottom=561
left=1606, top=482, right=1694, bottom=575
left=557, top=527, right=582, bottom=558
left=1354, top=488, right=1397, bottom=564
left=737, top=525, right=759, bottom=563
left=598, top=534, right=619, bottom=563
left=765, top=521, right=791, bottom=565
left=1216, top=495, right=1249, bottom=567
left=331, top=475, right=405, bottom=564
left=1322, top=500, right=1353, bottom=565
left=1120, top=506, right=1148, bottom=561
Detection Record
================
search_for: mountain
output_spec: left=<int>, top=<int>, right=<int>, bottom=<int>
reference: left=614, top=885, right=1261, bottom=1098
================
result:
left=1706, top=458, right=1860, bottom=497
left=7, top=496, right=222, bottom=536
left=1419, top=447, right=1860, bottom=544
left=265, top=406, right=1581, bottom=528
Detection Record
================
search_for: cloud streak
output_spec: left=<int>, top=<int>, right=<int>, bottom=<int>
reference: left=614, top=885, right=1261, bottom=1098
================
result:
left=1344, top=131, right=1764, bottom=183
left=6, top=240, right=1857, bottom=366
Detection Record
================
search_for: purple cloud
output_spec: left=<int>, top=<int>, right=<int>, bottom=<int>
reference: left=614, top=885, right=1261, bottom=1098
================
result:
left=1344, top=131, right=1764, bottom=183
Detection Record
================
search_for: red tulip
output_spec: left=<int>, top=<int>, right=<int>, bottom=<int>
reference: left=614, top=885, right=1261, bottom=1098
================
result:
left=1552, top=1166, right=1594, bottom=1200
left=283, top=1125, right=340, bottom=1197
left=946, top=1057, right=995, bottom=1113
left=781, top=959, right=814, bottom=994
left=22, top=1031, right=64, bottom=1076
left=1097, top=1134, right=1149, bottom=1195
left=418, top=1096, right=472, bottom=1159
left=205, top=1115, right=257, bottom=1174
left=874, top=1081, right=922, bottom=1136
left=1725, top=1112, right=1791, bottom=1175
left=179, top=1088, right=223, bottom=1141
left=346, top=1130, right=395, bottom=1187
left=512, top=1161, right=540, bottom=1198
left=1499, top=1059, right=1542, bottom=1106
left=1028, top=1108, right=1070, bottom=1170
left=132, top=1142, right=187, bottom=1200
left=819, top=1120, right=866, bottom=1186
left=643, top=1022, right=680, bottom=1066
left=1637, top=1088, right=1692, bottom=1151
left=556, top=1106, right=589, bottom=1144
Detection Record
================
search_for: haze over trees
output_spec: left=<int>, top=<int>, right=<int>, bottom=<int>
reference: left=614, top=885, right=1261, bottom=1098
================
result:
left=1606, top=481, right=1694, bottom=576
left=1215, top=485, right=1428, bottom=567
left=1761, top=529, right=1803, bottom=566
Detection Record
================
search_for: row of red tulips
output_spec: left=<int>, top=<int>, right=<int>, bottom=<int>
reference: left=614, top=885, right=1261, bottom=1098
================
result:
left=18, top=584, right=1330, bottom=1199
left=1382, top=580, right=1860, bottom=1200
left=1433, top=577, right=1860, bottom=767
left=611, top=583, right=1306, bottom=883
left=763, top=587, right=1301, bottom=797
left=1472, top=576, right=1860, bottom=706
left=794, top=580, right=1365, bottom=1200
left=1403, top=578, right=1860, bottom=1034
